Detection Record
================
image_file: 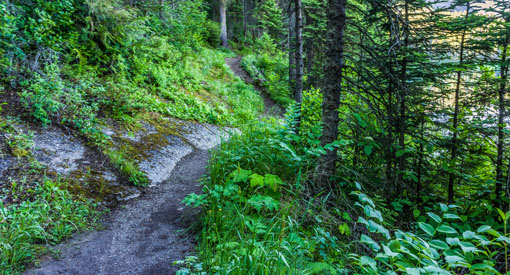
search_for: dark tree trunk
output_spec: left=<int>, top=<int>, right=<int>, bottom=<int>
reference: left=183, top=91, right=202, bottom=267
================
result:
left=448, top=2, right=470, bottom=205
left=159, top=0, right=164, bottom=19
left=295, top=0, right=303, bottom=104
left=397, top=0, right=409, bottom=197
left=417, top=116, right=424, bottom=203
left=294, top=0, right=304, bottom=131
left=496, top=19, right=509, bottom=201
left=319, top=0, right=347, bottom=184
left=220, top=0, right=228, bottom=47
left=305, top=12, right=314, bottom=87
left=288, top=2, right=296, bottom=91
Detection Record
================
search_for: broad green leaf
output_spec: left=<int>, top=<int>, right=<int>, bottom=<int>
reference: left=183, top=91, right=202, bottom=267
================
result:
left=405, top=268, right=421, bottom=275
left=389, top=240, right=400, bottom=252
left=364, top=205, right=383, bottom=222
left=383, top=245, right=399, bottom=257
left=470, top=263, right=500, bottom=273
left=439, top=204, right=448, bottom=212
left=446, top=237, right=460, bottom=245
left=423, top=265, right=450, bottom=274
left=460, top=241, right=481, bottom=253
left=437, top=225, right=457, bottom=234
left=230, top=168, right=252, bottom=183
left=430, top=239, right=449, bottom=250
left=445, top=255, right=469, bottom=267
left=249, top=174, right=265, bottom=188
left=487, top=229, right=501, bottom=238
left=497, top=235, right=510, bottom=244
left=360, top=234, right=380, bottom=252
left=413, top=209, right=421, bottom=219
left=418, top=222, right=435, bottom=237
left=497, top=208, right=506, bottom=221
left=264, top=174, right=283, bottom=191
left=462, top=231, right=476, bottom=239
left=368, top=220, right=390, bottom=239
left=360, top=256, right=377, bottom=270
left=477, top=225, right=491, bottom=233
left=364, top=144, right=373, bottom=156
left=339, top=223, right=351, bottom=236
left=427, top=212, right=442, bottom=223
left=444, top=213, right=461, bottom=220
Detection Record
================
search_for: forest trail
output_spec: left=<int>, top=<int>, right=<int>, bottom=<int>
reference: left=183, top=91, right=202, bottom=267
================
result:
left=25, top=57, right=275, bottom=275
left=225, top=57, right=284, bottom=117
left=26, top=150, right=208, bottom=275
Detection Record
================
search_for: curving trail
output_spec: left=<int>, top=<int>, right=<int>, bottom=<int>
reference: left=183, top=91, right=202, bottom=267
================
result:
left=26, top=150, right=208, bottom=275
left=26, top=56, right=276, bottom=275
left=225, top=57, right=284, bottom=117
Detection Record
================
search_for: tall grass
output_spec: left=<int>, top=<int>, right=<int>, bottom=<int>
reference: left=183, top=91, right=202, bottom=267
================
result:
left=180, top=112, right=348, bottom=274
left=0, top=178, right=98, bottom=274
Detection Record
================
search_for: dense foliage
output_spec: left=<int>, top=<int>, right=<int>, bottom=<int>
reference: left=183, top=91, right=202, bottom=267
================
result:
left=3, top=0, right=510, bottom=274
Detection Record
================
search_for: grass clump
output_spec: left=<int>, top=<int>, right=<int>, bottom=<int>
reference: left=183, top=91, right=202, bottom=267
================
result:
left=0, top=178, right=99, bottom=274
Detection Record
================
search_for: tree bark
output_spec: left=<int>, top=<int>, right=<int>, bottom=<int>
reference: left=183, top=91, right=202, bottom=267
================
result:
left=397, top=0, right=409, bottom=197
left=294, top=0, right=303, bottom=104
left=496, top=18, right=509, bottom=201
left=219, top=0, right=228, bottom=47
left=449, top=2, right=470, bottom=205
left=288, top=2, right=296, bottom=91
left=319, top=0, right=347, bottom=184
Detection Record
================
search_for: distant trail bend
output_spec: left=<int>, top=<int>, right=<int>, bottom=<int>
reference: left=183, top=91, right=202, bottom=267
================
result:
left=225, top=56, right=284, bottom=117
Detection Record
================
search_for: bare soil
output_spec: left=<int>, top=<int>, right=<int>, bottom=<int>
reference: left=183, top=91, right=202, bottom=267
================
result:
left=26, top=150, right=208, bottom=275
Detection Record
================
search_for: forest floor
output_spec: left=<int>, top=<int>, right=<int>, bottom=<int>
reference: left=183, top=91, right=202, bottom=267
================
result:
left=24, top=57, right=277, bottom=275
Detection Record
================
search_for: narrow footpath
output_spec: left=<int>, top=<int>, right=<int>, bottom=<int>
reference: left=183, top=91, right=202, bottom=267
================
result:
left=26, top=56, right=275, bottom=275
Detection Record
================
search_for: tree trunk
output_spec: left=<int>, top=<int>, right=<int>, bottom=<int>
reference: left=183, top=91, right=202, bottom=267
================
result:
left=294, top=0, right=303, bottom=104
left=319, top=0, right=347, bottom=184
left=294, top=0, right=304, bottom=130
left=305, top=12, right=314, bottom=88
left=417, top=115, right=424, bottom=203
left=219, top=0, right=228, bottom=47
left=397, top=0, right=409, bottom=197
left=496, top=19, right=509, bottom=201
left=449, top=2, right=470, bottom=205
left=159, top=0, right=164, bottom=19
left=288, top=2, right=296, bottom=91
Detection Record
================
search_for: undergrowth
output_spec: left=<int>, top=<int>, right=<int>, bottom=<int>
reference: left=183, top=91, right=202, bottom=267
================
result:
left=240, top=34, right=293, bottom=106
left=0, top=178, right=99, bottom=274
left=178, top=104, right=510, bottom=274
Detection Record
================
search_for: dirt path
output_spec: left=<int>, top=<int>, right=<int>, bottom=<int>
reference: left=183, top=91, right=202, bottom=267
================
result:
left=26, top=57, right=279, bottom=275
left=225, top=57, right=284, bottom=117
left=26, top=150, right=208, bottom=275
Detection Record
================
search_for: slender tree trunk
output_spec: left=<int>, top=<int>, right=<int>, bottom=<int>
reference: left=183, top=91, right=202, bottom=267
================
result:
left=319, top=0, right=347, bottom=184
left=295, top=0, right=303, bottom=103
left=219, top=0, right=228, bottom=47
left=386, top=79, right=395, bottom=200
left=305, top=12, right=314, bottom=87
left=449, top=3, right=470, bottom=205
left=243, top=0, right=247, bottom=38
left=496, top=20, right=509, bottom=201
left=159, top=0, right=164, bottom=19
left=397, top=0, right=409, bottom=197
left=417, top=115, right=424, bottom=203
left=294, top=0, right=304, bottom=130
left=288, top=3, right=296, bottom=91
